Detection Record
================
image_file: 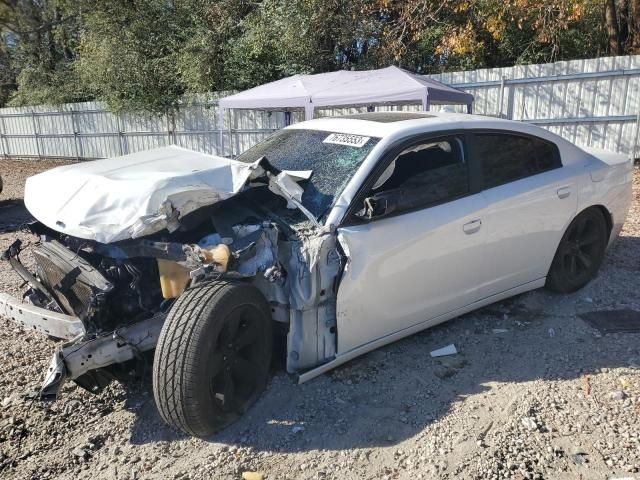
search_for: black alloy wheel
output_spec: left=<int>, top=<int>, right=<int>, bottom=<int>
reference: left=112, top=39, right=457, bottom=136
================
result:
left=210, top=303, right=267, bottom=414
left=153, top=281, right=273, bottom=437
left=546, top=208, right=608, bottom=293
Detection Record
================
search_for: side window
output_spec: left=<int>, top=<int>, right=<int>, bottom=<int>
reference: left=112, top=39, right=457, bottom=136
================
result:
left=359, top=136, right=469, bottom=219
left=474, top=133, right=562, bottom=189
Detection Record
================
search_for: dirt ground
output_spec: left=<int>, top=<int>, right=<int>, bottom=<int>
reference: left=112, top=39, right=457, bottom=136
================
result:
left=0, top=158, right=639, bottom=480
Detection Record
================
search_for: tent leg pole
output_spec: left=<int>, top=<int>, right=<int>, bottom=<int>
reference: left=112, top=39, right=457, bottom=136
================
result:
left=305, top=103, right=314, bottom=121
left=218, top=106, right=225, bottom=156
left=227, top=109, right=233, bottom=157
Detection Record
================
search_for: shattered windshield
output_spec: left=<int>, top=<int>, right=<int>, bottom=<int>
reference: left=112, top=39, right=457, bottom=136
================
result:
left=236, top=129, right=380, bottom=221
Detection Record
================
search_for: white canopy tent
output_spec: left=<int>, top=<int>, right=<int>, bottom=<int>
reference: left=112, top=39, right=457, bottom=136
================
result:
left=218, top=66, right=474, bottom=122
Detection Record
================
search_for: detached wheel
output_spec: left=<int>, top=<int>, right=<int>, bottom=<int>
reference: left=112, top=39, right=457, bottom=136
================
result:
left=546, top=208, right=608, bottom=293
left=153, top=281, right=273, bottom=438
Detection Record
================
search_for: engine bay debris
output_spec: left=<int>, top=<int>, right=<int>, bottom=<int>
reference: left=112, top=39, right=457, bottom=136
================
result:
left=3, top=146, right=343, bottom=398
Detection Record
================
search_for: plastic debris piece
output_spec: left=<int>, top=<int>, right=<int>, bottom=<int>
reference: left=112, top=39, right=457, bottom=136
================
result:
left=242, top=472, right=264, bottom=480
left=521, top=417, right=537, bottom=431
left=609, top=390, right=626, bottom=401
left=582, top=375, right=591, bottom=396
left=570, top=453, right=588, bottom=465
left=430, top=344, right=457, bottom=357
left=548, top=327, right=556, bottom=338
left=492, top=328, right=509, bottom=334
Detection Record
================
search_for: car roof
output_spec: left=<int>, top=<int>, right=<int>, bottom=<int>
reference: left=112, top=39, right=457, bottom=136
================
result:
left=285, top=111, right=530, bottom=138
left=337, top=112, right=438, bottom=123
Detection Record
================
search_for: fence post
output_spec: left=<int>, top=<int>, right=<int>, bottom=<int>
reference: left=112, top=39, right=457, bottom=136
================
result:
left=31, top=111, right=41, bottom=159
left=166, top=109, right=175, bottom=146
left=227, top=109, right=233, bottom=157
left=633, top=109, right=640, bottom=161
left=0, top=114, right=8, bottom=158
left=505, top=78, right=515, bottom=120
left=217, top=103, right=224, bottom=156
left=116, top=112, right=125, bottom=155
left=70, top=107, right=81, bottom=161
left=498, top=76, right=505, bottom=118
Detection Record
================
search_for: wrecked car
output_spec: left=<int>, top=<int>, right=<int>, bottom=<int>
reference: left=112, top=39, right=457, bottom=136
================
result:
left=0, top=111, right=633, bottom=437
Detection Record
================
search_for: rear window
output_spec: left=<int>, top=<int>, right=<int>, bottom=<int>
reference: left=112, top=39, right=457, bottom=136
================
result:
left=474, top=133, right=562, bottom=189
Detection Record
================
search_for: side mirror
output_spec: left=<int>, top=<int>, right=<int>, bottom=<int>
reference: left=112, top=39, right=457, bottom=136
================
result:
left=355, top=192, right=398, bottom=221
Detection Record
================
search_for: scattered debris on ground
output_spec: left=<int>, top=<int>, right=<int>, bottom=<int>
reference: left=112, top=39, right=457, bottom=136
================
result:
left=430, top=344, right=458, bottom=357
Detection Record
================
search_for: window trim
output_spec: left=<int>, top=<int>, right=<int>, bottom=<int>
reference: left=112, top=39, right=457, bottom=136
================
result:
left=469, top=129, right=563, bottom=191
left=341, top=130, right=481, bottom=227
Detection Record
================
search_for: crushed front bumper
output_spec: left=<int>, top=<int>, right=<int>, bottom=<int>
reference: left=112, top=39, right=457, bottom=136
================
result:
left=1, top=239, right=167, bottom=399
left=0, top=291, right=164, bottom=398
left=0, top=292, right=85, bottom=340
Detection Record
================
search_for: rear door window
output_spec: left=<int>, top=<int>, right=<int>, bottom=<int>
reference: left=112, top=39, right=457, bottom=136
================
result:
left=473, top=133, right=562, bottom=189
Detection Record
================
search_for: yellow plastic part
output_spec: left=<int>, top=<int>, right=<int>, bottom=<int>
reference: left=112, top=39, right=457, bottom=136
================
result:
left=157, top=259, right=191, bottom=299
left=200, top=243, right=231, bottom=272
left=156, top=244, right=231, bottom=299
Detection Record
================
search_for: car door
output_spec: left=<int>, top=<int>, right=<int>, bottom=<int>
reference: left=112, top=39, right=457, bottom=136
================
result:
left=335, top=133, right=488, bottom=355
left=472, top=131, right=578, bottom=297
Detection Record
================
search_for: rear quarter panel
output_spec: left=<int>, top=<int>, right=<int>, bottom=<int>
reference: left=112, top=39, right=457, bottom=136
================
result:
left=577, top=147, right=634, bottom=245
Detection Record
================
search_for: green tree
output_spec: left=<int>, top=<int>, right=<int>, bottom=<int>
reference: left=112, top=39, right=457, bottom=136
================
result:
left=0, top=0, right=635, bottom=111
left=367, top=0, right=607, bottom=73
left=224, top=0, right=383, bottom=88
left=73, top=0, right=190, bottom=113
left=0, top=39, right=15, bottom=106
left=1, top=0, right=84, bottom=107
left=72, top=0, right=257, bottom=112
left=176, top=0, right=257, bottom=94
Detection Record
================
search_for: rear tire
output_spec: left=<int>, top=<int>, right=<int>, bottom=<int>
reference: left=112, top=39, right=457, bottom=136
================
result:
left=153, top=281, right=273, bottom=438
left=545, top=208, right=608, bottom=293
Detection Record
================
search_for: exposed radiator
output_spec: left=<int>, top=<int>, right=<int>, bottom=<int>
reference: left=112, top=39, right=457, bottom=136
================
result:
left=33, top=241, right=113, bottom=322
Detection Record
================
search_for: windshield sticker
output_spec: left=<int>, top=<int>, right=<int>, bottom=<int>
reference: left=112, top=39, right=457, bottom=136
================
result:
left=323, top=133, right=370, bottom=148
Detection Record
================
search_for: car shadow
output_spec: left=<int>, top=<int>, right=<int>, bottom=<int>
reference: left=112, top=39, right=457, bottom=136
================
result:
left=0, top=199, right=32, bottom=234
left=122, top=234, right=640, bottom=452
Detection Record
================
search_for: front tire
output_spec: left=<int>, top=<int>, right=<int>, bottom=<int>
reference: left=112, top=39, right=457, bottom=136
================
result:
left=153, top=281, right=273, bottom=438
left=545, top=208, right=608, bottom=293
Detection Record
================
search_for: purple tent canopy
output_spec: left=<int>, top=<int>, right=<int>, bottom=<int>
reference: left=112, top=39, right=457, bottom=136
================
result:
left=218, top=66, right=474, bottom=121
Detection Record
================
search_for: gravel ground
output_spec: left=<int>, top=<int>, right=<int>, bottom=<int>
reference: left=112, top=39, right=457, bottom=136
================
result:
left=0, top=159, right=639, bottom=480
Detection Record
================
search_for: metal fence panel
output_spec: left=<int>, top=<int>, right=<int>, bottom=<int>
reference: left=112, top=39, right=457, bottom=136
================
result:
left=1, top=54, right=640, bottom=160
left=174, top=132, right=223, bottom=154
left=78, top=135, right=118, bottom=159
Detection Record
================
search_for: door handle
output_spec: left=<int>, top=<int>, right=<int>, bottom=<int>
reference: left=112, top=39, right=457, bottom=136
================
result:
left=463, top=219, right=482, bottom=234
left=557, top=186, right=571, bottom=199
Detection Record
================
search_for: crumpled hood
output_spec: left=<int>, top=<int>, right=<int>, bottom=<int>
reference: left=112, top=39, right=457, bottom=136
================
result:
left=24, top=145, right=310, bottom=244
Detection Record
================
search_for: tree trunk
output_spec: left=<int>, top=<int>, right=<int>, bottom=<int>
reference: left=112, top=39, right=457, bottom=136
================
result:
left=631, top=0, right=640, bottom=51
left=605, top=0, right=622, bottom=54
left=617, top=0, right=629, bottom=49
